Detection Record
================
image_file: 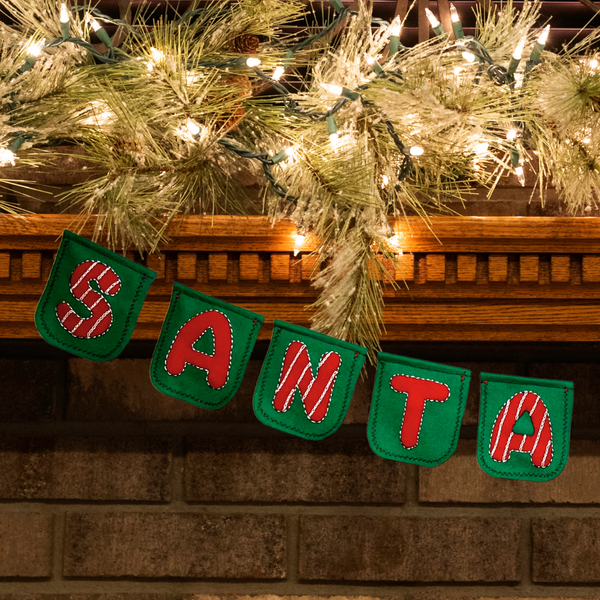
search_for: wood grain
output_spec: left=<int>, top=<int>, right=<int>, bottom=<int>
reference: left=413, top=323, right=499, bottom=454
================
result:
left=21, top=252, right=42, bottom=279
left=520, top=255, right=539, bottom=283
left=270, top=254, right=291, bottom=281
left=1, top=215, right=600, bottom=342
left=146, top=254, right=166, bottom=279
left=457, top=255, right=477, bottom=282
left=240, top=253, right=259, bottom=280
left=583, top=255, right=600, bottom=283
left=208, top=253, right=228, bottom=281
left=0, top=253, right=10, bottom=279
left=426, top=254, right=445, bottom=282
left=177, top=252, right=197, bottom=280
left=551, top=255, right=571, bottom=283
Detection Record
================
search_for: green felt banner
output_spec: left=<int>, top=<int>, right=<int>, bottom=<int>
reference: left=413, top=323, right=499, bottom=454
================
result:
left=150, top=282, right=264, bottom=409
left=367, top=353, right=471, bottom=466
left=35, top=230, right=156, bottom=362
left=477, top=373, right=574, bottom=481
left=253, top=320, right=367, bottom=440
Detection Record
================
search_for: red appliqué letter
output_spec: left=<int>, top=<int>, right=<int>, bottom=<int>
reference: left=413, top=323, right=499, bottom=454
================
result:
left=273, top=341, right=341, bottom=423
left=165, top=310, right=232, bottom=389
left=391, top=375, right=450, bottom=449
left=56, top=261, right=121, bottom=339
left=489, top=390, right=553, bottom=468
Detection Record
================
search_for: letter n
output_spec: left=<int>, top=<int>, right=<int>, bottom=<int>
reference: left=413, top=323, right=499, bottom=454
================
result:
left=273, top=341, right=342, bottom=423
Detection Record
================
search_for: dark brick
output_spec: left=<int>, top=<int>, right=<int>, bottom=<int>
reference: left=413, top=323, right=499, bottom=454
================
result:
left=299, top=516, right=521, bottom=582
left=449, top=363, right=520, bottom=426
left=420, top=440, right=600, bottom=504
left=0, top=513, right=53, bottom=577
left=0, top=596, right=173, bottom=600
left=63, top=513, right=286, bottom=579
left=533, top=518, right=600, bottom=582
left=0, top=437, right=171, bottom=501
left=343, top=363, right=376, bottom=424
left=185, top=597, right=387, bottom=600
left=67, top=359, right=258, bottom=421
left=529, top=363, right=600, bottom=429
left=0, top=359, right=58, bottom=421
left=185, top=437, right=405, bottom=504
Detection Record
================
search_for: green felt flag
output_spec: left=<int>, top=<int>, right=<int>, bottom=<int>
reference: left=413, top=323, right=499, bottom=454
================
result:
left=253, top=320, right=367, bottom=440
left=35, top=230, right=156, bottom=362
left=477, top=373, right=574, bottom=481
left=367, top=353, right=471, bottom=466
left=150, top=283, right=263, bottom=409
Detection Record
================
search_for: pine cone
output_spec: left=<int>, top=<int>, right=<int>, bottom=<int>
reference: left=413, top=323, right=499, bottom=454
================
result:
left=229, top=34, right=260, bottom=54
left=216, top=75, right=252, bottom=131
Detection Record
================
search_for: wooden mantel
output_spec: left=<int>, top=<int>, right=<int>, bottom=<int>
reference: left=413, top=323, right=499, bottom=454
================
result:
left=1, top=214, right=599, bottom=342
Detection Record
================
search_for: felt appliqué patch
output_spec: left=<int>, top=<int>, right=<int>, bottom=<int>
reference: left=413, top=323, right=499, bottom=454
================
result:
left=367, top=353, right=471, bottom=466
left=150, top=283, right=263, bottom=410
left=477, top=372, right=574, bottom=481
left=35, top=230, right=156, bottom=362
left=253, top=320, right=367, bottom=440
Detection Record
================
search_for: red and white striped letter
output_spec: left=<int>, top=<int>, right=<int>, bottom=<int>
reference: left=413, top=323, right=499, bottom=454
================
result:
left=165, top=310, right=232, bottom=389
left=56, top=260, right=121, bottom=339
left=273, top=341, right=341, bottom=423
left=391, top=375, right=451, bottom=449
left=489, top=391, right=553, bottom=468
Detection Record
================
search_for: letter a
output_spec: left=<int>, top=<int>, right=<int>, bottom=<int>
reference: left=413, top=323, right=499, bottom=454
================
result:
left=165, top=310, right=233, bottom=390
left=391, top=374, right=451, bottom=449
left=273, top=341, right=341, bottom=423
left=489, top=391, right=553, bottom=468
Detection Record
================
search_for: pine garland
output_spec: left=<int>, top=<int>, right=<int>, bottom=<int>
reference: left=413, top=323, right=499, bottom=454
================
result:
left=1, top=0, right=600, bottom=358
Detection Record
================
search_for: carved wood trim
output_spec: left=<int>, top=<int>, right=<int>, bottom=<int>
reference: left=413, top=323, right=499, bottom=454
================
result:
left=0, top=215, right=599, bottom=342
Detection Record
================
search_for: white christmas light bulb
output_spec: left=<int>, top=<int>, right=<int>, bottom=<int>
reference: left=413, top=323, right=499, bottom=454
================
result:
left=0, top=148, right=17, bottom=167
left=186, top=119, right=200, bottom=136
left=273, top=65, right=285, bottom=81
left=60, top=3, right=69, bottom=23
left=382, top=175, right=389, bottom=188
left=321, top=83, right=344, bottom=96
left=474, top=142, right=489, bottom=154
left=425, top=8, right=440, bottom=28
left=246, top=57, right=261, bottom=67
left=515, top=165, right=526, bottom=186
left=537, top=25, right=550, bottom=45
left=26, top=39, right=44, bottom=57
left=462, top=51, right=476, bottom=63
left=294, top=234, right=306, bottom=257
left=329, top=132, right=340, bottom=150
left=285, top=146, right=298, bottom=159
left=590, top=58, right=599, bottom=70
left=150, top=47, right=164, bottom=63
left=390, top=17, right=402, bottom=37
left=513, top=37, right=526, bottom=60
left=410, top=146, right=424, bottom=156
left=87, top=15, right=101, bottom=31
left=450, top=4, right=460, bottom=22
left=507, top=129, right=518, bottom=141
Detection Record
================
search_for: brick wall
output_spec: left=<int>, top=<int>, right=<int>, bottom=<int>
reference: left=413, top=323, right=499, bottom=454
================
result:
left=1, top=340, right=600, bottom=600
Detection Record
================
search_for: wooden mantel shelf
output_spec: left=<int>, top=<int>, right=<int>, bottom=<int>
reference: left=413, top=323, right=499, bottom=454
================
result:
left=1, top=215, right=600, bottom=342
